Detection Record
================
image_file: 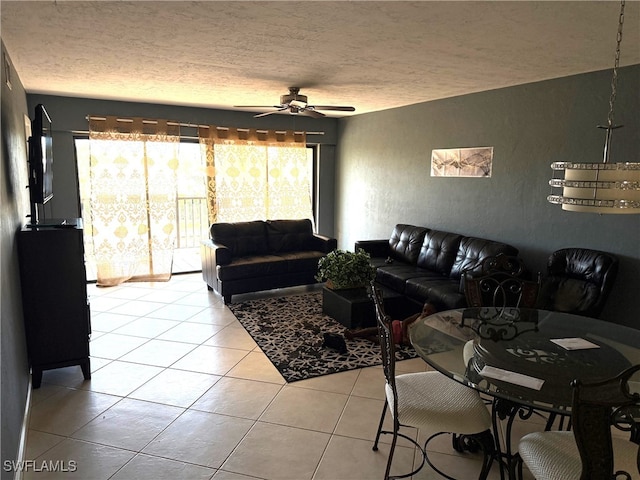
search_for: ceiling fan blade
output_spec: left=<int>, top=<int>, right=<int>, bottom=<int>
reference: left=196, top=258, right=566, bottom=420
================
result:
left=254, top=107, right=288, bottom=118
left=235, top=105, right=283, bottom=108
left=301, top=109, right=325, bottom=118
left=311, top=105, right=356, bottom=112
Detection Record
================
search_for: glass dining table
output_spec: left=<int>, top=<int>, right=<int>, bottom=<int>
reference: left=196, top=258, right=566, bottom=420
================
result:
left=408, top=306, right=640, bottom=479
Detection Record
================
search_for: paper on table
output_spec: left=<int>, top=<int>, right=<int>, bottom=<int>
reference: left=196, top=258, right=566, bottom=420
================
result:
left=550, top=338, right=600, bottom=350
left=479, top=366, right=545, bottom=391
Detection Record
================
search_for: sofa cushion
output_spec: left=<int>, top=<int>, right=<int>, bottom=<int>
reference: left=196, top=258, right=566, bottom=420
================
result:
left=210, top=221, right=268, bottom=257
left=449, top=237, right=519, bottom=280
left=267, top=219, right=315, bottom=252
left=388, top=224, right=429, bottom=264
left=274, top=250, right=327, bottom=273
left=376, top=264, right=439, bottom=293
left=416, top=230, right=462, bottom=275
left=405, top=277, right=468, bottom=310
left=216, top=254, right=288, bottom=281
left=538, top=277, right=600, bottom=315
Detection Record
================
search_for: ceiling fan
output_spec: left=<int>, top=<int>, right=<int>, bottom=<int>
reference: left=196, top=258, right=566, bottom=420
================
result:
left=235, top=87, right=355, bottom=118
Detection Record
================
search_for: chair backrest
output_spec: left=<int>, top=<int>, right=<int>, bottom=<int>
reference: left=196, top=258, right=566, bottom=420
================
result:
left=369, top=282, right=399, bottom=414
left=541, top=247, right=619, bottom=318
left=463, top=255, right=540, bottom=310
left=571, top=364, right=640, bottom=480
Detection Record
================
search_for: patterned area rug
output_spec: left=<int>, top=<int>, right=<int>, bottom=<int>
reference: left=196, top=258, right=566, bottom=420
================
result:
left=228, top=291, right=421, bottom=383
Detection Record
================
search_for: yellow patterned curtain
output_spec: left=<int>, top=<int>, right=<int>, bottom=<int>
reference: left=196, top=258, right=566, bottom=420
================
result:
left=88, top=116, right=180, bottom=286
left=198, top=127, right=312, bottom=224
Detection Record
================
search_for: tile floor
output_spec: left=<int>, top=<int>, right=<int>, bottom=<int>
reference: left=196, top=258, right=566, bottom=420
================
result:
left=23, top=273, right=541, bottom=479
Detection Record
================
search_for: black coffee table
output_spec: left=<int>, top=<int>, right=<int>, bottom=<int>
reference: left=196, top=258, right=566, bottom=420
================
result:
left=322, top=285, right=418, bottom=329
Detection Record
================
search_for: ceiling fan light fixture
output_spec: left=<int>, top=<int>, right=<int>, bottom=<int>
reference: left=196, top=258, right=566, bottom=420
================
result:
left=236, top=87, right=354, bottom=118
left=547, top=0, right=640, bottom=214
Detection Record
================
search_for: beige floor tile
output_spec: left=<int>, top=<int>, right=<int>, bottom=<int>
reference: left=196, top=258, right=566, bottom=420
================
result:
left=88, top=296, right=131, bottom=313
left=136, top=289, right=191, bottom=304
left=396, top=356, right=429, bottom=373
left=111, top=453, right=216, bottom=480
left=259, top=385, right=348, bottom=433
left=112, top=317, right=180, bottom=338
left=118, top=339, right=196, bottom=367
left=28, top=388, right=121, bottom=436
left=24, top=430, right=65, bottom=461
left=24, top=438, right=135, bottom=480
left=89, top=333, right=149, bottom=360
left=143, top=303, right=207, bottom=321
left=172, top=345, right=250, bottom=376
left=96, top=286, right=158, bottom=301
left=187, top=307, right=238, bottom=326
left=350, top=366, right=386, bottom=400
left=128, top=368, right=220, bottom=407
left=212, top=470, right=265, bottom=480
left=108, top=300, right=167, bottom=317
left=226, top=351, right=285, bottom=384
left=333, top=395, right=387, bottom=441
left=292, top=368, right=360, bottom=394
left=411, top=449, right=503, bottom=480
left=205, top=324, right=258, bottom=350
left=334, top=396, right=416, bottom=448
left=221, top=422, right=330, bottom=480
left=90, top=311, right=138, bottom=332
left=157, top=322, right=225, bottom=344
left=143, top=410, right=254, bottom=469
left=191, top=377, right=282, bottom=420
left=72, top=398, right=184, bottom=451
left=314, top=434, right=415, bottom=480
left=29, top=384, right=69, bottom=407
left=37, top=358, right=111, bottom=389
left=174, top=291, right=225, bottom=308
left=160, top=276, right=206, bottom=293
left=81, top=360, right=163, bottom=396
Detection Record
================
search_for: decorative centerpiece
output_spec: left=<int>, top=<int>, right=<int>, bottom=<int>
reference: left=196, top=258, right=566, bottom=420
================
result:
left=315, top=248, right=376, bottom=290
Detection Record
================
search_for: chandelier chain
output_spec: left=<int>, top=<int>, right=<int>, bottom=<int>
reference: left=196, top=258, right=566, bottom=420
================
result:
left=608, top=0, right=625, bottom=127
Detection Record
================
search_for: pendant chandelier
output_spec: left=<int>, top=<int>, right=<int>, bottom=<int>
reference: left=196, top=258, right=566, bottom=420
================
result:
left=547, top=0, right=640, bottom=214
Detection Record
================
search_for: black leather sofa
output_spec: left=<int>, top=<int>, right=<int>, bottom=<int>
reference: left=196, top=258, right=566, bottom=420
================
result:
left=537, top=247, right=619, bottom=318
left=355, top=224, right=519, bottom=311
left=201, top=219, right=337, bottom=303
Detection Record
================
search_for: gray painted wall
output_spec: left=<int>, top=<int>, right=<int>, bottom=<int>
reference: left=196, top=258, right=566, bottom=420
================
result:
left=336, top=65, right=639, bottom=327
left=1, top=41, right=31, bottom=480
left=26, top=95, right=340, bottom=237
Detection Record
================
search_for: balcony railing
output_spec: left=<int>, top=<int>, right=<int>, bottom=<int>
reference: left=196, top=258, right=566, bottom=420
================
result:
left=176, top=197, right=209, bottom=249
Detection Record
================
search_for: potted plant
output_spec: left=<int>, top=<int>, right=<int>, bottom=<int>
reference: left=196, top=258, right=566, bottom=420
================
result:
left=315, top=248, right=376, bottom=290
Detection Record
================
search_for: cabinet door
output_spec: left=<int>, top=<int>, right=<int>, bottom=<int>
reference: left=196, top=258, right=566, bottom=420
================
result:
left=18, top=226, right=90, bottom=366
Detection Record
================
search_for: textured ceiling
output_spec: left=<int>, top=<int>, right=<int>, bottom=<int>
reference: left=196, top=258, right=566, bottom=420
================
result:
left=2, top=1, right=639, bottom=117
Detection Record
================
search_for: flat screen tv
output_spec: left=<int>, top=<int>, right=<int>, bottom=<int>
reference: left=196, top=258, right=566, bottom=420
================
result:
left=28, top=104, right=54, bottom=205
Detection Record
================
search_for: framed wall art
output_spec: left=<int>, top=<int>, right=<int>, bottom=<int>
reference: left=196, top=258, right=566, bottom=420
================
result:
left=431, top=147, right=493, bottom=178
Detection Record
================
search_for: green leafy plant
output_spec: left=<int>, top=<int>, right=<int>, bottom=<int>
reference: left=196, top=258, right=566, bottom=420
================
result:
left=315, top=248, right=376, bottom=290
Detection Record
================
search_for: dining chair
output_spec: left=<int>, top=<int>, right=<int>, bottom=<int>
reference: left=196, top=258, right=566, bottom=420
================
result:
left=369, top=282, right=495, bottom=480
left=518, top=363, right=640, bottom=480
left=463, top=254, right=541, bottom=310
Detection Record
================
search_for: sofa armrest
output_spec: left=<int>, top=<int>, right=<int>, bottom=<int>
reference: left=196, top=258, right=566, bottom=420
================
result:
left=310, top=234, right=337, bottom=254
left=201, top=239, right=232, bottom=266
left=355, top=239, right=389, bottom=258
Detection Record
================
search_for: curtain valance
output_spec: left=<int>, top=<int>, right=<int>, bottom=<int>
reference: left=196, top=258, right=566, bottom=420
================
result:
left=88, top=116, right=180, bottom=140
left=198, top=126, right=306, bottom=145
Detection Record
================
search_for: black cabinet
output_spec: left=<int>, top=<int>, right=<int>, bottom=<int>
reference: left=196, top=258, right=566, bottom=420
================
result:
left=18, top=220, right=91, bottom=388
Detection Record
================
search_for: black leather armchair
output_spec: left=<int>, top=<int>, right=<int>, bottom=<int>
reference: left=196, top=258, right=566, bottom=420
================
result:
left=538, top=248, right=619, bottom=318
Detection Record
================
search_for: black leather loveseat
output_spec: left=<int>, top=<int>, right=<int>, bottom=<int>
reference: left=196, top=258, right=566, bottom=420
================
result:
left=201, top=219, right=337, bottom=303
left=356, top=224, right=519, bottom=312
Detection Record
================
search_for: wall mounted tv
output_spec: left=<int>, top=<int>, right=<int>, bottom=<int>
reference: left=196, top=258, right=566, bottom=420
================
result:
left=28, top=104, right=54, bottom=209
